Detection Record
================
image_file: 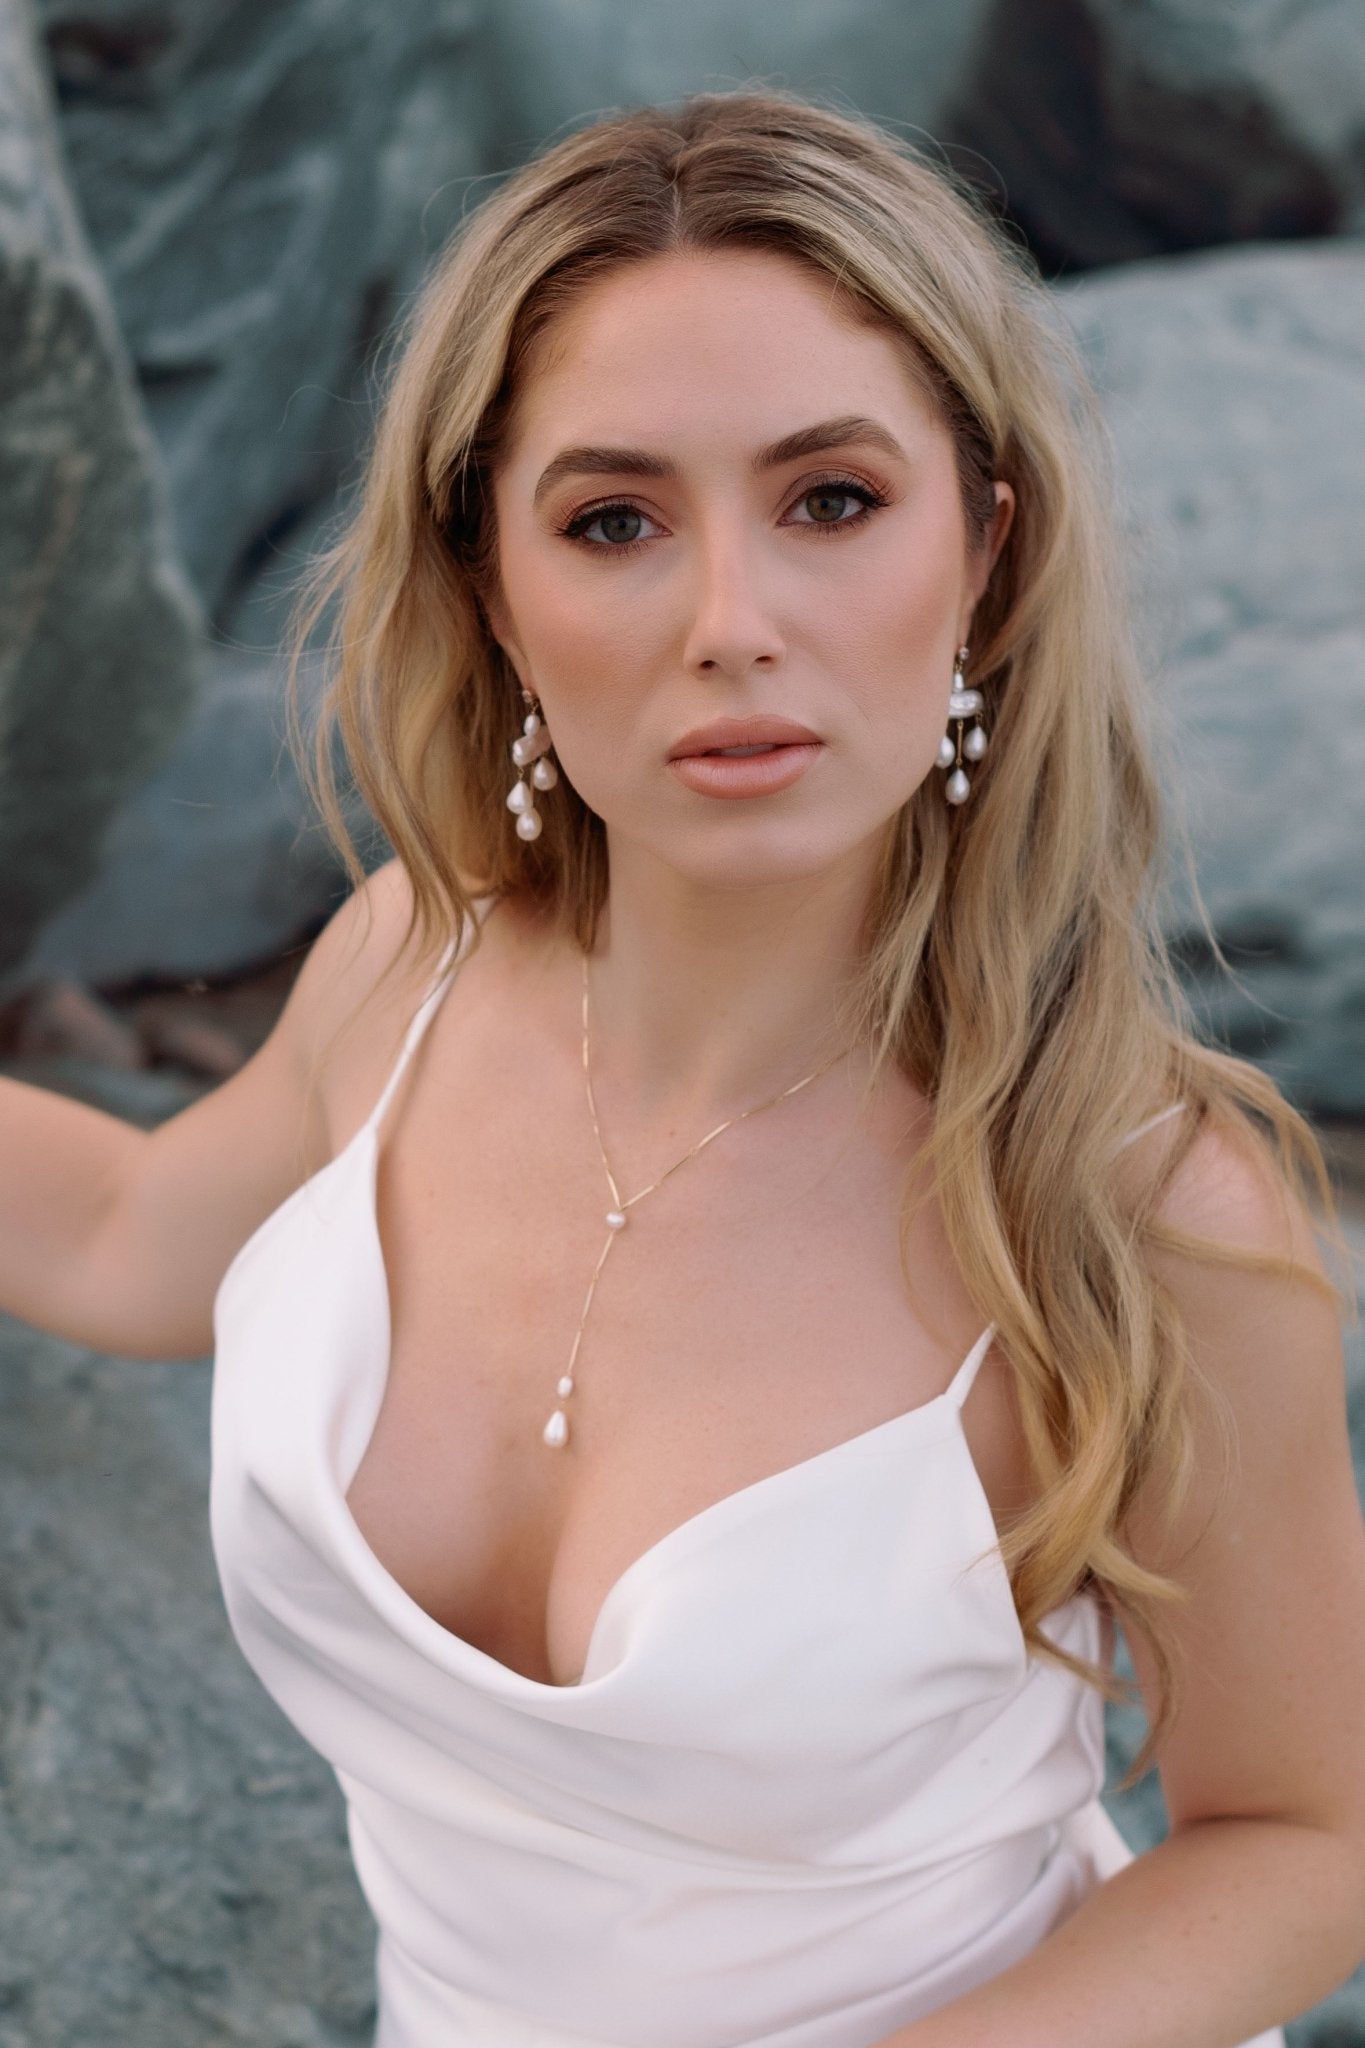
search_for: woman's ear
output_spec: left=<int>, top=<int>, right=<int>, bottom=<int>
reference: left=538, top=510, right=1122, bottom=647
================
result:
left=984, top=480, right=1015, bottom=579
left=964, top=481, right=1015, bottom=620
left=480, top=584, right=529, bottom=687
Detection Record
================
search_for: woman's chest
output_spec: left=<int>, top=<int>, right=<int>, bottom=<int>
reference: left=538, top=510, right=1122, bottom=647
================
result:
left=342, top=1056, right=1032, bottom=1687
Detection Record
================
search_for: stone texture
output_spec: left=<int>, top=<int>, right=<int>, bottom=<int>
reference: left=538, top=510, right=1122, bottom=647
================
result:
left=0, top=0, right=200, bottom=976
left=950, top=0, right=1365, bottom=273
left=18, top=644, right=369, bottom=989
left=483, top=0, right=995, bottom=172
left=0, top=1318, right=376, bottom=2048
left=1058, top=241, right=1365, bottom=1114
left=35, top=0, right=489, bottom=621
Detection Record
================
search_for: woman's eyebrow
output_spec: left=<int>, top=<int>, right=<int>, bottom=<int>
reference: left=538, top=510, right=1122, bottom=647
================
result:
left=531, top=415, right=905, bottom=508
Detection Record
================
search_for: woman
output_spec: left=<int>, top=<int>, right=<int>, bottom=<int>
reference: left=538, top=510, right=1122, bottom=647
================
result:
left=4, top=89, right=1364, bottom=2048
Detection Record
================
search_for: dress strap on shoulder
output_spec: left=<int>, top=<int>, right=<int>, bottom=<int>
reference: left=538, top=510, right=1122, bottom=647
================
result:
left=945, top=1324, right=997, bottom=1410
left=1115, top=1102, right=1186, bottom=1153
left=364, top=926, right=470, bottom=1137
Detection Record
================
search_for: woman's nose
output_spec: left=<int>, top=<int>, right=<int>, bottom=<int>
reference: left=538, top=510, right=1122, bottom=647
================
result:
left=680, top=532, right=786, bottom=677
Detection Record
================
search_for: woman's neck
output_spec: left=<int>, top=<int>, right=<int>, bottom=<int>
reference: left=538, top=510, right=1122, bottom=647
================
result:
left=582, top=837, right=883, bottom=1128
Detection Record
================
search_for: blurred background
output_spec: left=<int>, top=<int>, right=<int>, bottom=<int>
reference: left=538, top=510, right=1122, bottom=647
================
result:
left=0, top=2, right=1362, bottom=2042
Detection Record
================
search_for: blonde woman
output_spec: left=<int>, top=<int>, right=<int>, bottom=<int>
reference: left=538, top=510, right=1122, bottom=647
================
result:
left=5, top=91, right=1364, bottom=2048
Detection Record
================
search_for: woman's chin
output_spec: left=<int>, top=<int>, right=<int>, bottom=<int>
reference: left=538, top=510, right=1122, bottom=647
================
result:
left=602, top=815, right=891, bottom=898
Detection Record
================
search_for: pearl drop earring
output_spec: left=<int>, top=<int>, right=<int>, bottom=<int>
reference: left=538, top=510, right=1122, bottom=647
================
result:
left=937, top=645, right=988, bottom=806
left=505, top=690, right=558, bottom=841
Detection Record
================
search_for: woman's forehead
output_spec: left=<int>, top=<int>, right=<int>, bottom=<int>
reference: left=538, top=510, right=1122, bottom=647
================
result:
left=501, top=248, right=946, bottom=471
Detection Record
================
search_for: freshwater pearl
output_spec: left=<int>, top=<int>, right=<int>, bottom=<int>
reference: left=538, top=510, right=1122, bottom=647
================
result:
left=515, top=808, right=542, bottom=840
left=543, top=1409, right=569, bottom=1449
left=946, top=767, right=971, bottom=805
left=605, top=1210, right=627, bottom=1230
left=963, top=724, right=988, bottom=762
left=557, top=1376, right=574, bottom=1398
left=512, top=728, right=552, bottom=768
left=937, top=734, right=956, bottom=769
left=948, top=687, right=983, bottom=719
left=506, top=779, right=531, bottom=813
left=531, top=756, right=558, bottom=790
left=523, top=712, right=541, bottom=736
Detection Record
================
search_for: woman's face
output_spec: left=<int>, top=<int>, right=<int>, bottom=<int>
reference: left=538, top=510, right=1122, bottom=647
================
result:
left=487, top=247, right=1012, bottom=893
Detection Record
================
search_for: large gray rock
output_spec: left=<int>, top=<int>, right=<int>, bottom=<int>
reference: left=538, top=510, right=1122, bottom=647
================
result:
left=0, top=0, right=200, bottom=976
left=0, top=1317, right=376, bottom=2048
left=484, top=0, right=995, bottom=171
left=19, top=642, right=367, bottom=989
left=36, top=0, right=489, bottom=621
left=951, top=0, right=1365, bottom=271
left=1059, top=242, right=1365, bottom=1114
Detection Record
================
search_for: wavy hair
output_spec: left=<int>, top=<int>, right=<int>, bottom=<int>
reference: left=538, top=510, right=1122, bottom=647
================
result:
left=291, top=89, right=1346, bottom=1778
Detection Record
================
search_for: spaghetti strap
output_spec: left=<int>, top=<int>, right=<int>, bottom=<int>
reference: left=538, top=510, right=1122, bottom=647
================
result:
left=945, top=1324, right=997, bottom=1409
left=1116, top=1102, right=1186, bottom=1152
left=363, top=933, right=466, bottom=1138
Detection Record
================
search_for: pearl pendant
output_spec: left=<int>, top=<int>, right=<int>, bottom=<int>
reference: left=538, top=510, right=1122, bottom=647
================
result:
left=946, top=767, right=971, bottom=805
left=963, top=724, right=988, bottom=762
left=605, top=1209, right=626, bottom=1230
left=543, top=1408, right=569, bottom=1449
left=948, top=687, right=983, bottom=719
left=506, top=778, right=532, bottom=813
left=557, top=1375, right=574, bottom=1398
left=936, top=734, right=956, bottom=770
left=515, top=808, right=543, bottom=840
left=531, top=755, right=558, bottom=791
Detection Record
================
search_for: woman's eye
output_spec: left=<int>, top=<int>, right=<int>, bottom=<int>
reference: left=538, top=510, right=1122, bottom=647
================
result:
left=788, top=480, right=885, bottom=528
left=564, top=503, right=658, bottom=548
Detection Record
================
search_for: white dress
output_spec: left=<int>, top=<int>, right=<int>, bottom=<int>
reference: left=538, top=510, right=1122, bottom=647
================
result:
left=210, top=941, right=1285, bottom=2048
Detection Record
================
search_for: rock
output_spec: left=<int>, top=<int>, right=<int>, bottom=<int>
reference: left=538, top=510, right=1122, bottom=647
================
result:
left=0, top=1316, right=377, bottom=2047
left=34, top=0, right=489, bottom=622
left=4, top=978, right=145, bottom=1067
left=484, top=0, right=995, bottom=172
left=950, top=0, right=1365, bottom=272
left=16, top=643, right=366, bottom=989
left=1057, top=242, right=1365, bottom=1114
left=0, top=0, right=200, bottom=978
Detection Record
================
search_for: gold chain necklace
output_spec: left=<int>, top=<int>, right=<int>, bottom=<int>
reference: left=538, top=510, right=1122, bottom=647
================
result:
left=539, top=952, right=852, bottom=1449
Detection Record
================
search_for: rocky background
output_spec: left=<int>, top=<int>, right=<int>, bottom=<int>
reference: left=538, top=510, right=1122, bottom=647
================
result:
left=1, top=2, right=1363, bottom=2042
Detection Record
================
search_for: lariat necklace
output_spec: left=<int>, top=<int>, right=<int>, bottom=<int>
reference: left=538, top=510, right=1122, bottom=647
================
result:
left=539, top=951, right=853, bottom=1450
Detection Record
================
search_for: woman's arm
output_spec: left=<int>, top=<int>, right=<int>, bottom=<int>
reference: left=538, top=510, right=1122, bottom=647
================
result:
left=881, top=1117, right=1365, bottom=2048
left=0, top=859, right=421, bottom=1360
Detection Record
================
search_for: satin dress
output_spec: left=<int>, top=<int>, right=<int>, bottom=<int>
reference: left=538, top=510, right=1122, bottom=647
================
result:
left=210, top=946, right=1284, bottom=2048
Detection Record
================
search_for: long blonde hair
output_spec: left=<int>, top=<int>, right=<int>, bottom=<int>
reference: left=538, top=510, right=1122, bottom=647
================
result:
left=293, top=90, right=1346, bottom=1776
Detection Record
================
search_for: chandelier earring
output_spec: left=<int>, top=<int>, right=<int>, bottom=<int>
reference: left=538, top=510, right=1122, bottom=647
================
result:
left=936, top=644, right=988, bottom=807
left=505, top=686, right=559, bottom=842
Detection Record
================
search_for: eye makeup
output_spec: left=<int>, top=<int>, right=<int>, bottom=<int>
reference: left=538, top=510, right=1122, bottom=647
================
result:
left=556, top=473, right=893, bottom=557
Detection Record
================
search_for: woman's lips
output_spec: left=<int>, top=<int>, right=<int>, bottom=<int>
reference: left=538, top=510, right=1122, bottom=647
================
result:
left=666, top=742, right=823, bottom=798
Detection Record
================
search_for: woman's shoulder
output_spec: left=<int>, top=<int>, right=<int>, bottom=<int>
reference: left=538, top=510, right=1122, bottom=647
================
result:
left=1117, top=1099, right=1341, bottom=1420
left=1115, top=1100, right=1327, bottom=1278
left=274, top=859, right=512, bottom=1155
left=283, top=859, right=427, bottom=1057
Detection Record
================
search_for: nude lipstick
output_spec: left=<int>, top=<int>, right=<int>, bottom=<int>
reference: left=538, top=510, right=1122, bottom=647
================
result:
left=665, top=716, right=824, bottom=799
